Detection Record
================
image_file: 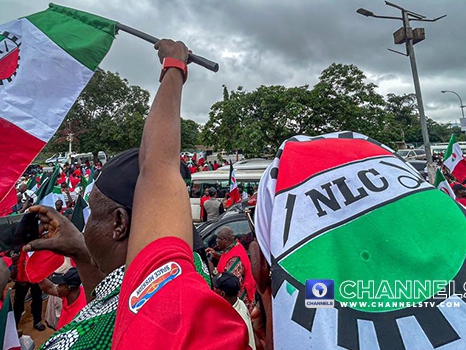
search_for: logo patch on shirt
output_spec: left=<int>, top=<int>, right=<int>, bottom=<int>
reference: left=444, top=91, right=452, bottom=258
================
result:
left=129, top=262, right=182, bottom=314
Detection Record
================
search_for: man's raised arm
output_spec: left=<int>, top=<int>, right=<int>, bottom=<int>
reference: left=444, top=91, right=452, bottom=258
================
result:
left=126, top=40, right=192, bottom=266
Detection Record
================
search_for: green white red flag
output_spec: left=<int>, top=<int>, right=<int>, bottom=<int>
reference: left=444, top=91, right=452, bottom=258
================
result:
left=434, top=169, right=456, bottom=199
left=443, top=134, right=466, bottom=182
left=229, top=162, right=240, bottom=203
left=0, top=290, right=20, bottom=350
left=0, top=4, right=117, bottom=212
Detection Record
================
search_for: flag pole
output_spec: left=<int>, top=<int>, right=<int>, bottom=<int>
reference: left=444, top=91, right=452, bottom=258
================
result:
left=115, top=23, right=219, bottom=73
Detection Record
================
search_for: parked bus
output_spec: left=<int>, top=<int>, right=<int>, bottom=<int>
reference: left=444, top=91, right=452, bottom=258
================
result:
left=431, top=142, right=466, bottom=156
left=189, top=159, right=271, bottom=222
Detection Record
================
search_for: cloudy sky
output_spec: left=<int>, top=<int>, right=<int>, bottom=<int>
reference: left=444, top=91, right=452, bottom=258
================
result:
left=2, top=0, right=466, bottom=126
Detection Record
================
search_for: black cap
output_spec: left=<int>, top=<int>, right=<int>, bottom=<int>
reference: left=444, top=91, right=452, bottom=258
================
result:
left=95, top=148, right=190, bottom=210
left=94, top=148, right=204, bottom=251
left=51, top=267, right=81, bottom=287
left=213, top=272, right=240, bottom=297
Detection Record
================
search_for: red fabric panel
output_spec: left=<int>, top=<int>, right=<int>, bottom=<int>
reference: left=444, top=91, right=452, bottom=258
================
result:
left=276, top=138, right=394, bottom=193
left=0, top=117, right=45, bottom=203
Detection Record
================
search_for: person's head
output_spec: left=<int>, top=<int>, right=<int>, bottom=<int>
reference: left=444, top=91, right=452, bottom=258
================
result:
left=85, top=149, right=138, bottom=275
left=216, top=226, right=235, bottom=251
left=60, top=182, right=68, bottom=190
left=18, top=183, right=27, bottom=193
left=51, top=267, right=81, bottom=298
left=84, top=148, right=196, bottom=275
left=204, top=188, right=210, bottom=197
left=55, top=199, right=63, bottom=212
left=213, top=272, right=240, bottom=304
left=453, top=184, right=466, bottom=198
left=208, top=187, right=217, bottom=198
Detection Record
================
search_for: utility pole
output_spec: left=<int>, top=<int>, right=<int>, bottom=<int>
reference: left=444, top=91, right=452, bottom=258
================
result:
left=357, top=1, right=445, bottom=182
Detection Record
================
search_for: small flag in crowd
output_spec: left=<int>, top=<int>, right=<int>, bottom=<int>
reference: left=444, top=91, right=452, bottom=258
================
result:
left=228, top=162, right=240, bottom=204
left=0, top=3, right=117, bottom=212
left=443, top=134, right=466, bottom=183
left=34, top=166, right=62, bottom=206
left=71, top=195, right=90, bottom=232
left=197, top=151, right=205, bottom=165
left=434, top=169, right=456, bottom=199
left=0, top=290, right=20, bottom=350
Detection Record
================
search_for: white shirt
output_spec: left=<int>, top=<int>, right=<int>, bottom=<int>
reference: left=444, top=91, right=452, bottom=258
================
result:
left=233, top=298, right=256, bottom=350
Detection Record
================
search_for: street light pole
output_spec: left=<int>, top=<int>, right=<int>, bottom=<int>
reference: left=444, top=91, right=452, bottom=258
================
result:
left=357, top=2, right=445, bottom=182
left=441, top=90, right=465, bottom=119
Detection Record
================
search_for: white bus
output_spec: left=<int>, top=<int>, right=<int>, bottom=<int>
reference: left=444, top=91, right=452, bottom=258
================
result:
left=431, top=142, right=466, bottom=156
left=189, top=159, right=271, bottom=222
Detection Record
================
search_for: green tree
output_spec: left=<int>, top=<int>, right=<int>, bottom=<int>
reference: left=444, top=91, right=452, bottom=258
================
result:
left=181, top=118, right=200, bottom=150
left=202, top=63, right=401, bottom=156
left=310, top=63, right=400, bottom=147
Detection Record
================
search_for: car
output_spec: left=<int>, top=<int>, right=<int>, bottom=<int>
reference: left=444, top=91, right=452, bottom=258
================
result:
left=198, top=202, right=254, bottom=253
left=397, top=148, right=426, bottom=161
left=406, top=160, right=428, bottom=181
left=45, top=153, right=69, bottom=166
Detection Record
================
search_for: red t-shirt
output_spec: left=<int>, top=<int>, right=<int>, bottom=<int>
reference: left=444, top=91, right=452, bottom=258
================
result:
left=16, top=251, right=29, bottom=282
left=112, top=237, right=250, bottom=350
left=57, top=286, right=87, bottom=330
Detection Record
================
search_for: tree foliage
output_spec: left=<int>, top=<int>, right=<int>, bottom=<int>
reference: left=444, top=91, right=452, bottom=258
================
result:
left=181, top=118, right=201, bottom=150
left=202, top=64, right=404, bottom=156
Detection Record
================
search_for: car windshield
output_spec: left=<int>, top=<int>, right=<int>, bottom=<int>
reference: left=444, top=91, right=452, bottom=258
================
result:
left=398, top=150, right=410, bottom=157
left=414, top=149, right=425, bottom=155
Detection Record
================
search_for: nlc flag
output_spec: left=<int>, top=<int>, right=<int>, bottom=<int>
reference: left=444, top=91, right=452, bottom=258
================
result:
left=0, top=4, right=117, bottom=210
left=229, top=162, right=240, bottom=204
left=443, top=134, right=466, bottom=183
left=255, top=131, right=466, bottom=350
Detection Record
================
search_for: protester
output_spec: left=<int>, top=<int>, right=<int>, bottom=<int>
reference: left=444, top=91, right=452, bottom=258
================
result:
left=200, top=188, right=210, bottom=222
left=22, top=42, right=215, bottom=347
left=453, top=183, right=466, bottom=206
left=11, top=251, right=45, bottom=331
left=206, top=227, right=256, bottom=312
left=203, top=187, right=224, bottom=221
left=110, top=39, right=249, bottom=349
left=0, top=258, right=10, bottom=309
left=55, top=199, right=65, bottom=214
left=39, top=267, right=87, bottom=330
left=214, top=272, right=256, bottom=350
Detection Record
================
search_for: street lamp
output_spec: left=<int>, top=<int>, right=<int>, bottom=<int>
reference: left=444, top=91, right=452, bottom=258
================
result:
left=357, top=1, right=446, bottom=182
left=441, top=90, right=465, bottom=119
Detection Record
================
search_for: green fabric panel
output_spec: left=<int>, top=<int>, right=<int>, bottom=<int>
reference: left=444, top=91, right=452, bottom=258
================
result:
left=0, top=290, right=12, bottom=347
left=280, top=189, right=466, bottom=312
left=26, top=3, right=117, bottom=71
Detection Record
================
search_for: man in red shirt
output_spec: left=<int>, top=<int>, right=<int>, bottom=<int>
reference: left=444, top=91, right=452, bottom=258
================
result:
left=39, top=267, right=87, bottom=330
left=111, top=39, right=249, bottom=349
left=206, top=227, right=256, bottom=312
left=200, top=188, right=210, bottom=222
left=11, top=251, right=45, bottom=331
left=453, top=183, right=466, bottom=206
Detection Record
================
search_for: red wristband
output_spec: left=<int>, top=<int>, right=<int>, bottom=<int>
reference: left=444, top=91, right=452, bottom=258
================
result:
left=159, top=57, right=188, bottom=84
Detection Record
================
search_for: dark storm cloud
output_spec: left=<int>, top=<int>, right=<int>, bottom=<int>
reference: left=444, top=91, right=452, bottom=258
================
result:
left=2, top=0, right=466, bottom=125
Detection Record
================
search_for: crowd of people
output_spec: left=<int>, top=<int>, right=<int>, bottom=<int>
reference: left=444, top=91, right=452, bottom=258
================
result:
left=1, top=39, right=466, bottom=350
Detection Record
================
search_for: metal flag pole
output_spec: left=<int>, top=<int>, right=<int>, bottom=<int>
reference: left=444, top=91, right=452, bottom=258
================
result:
left=115, top=23, right=219, bottom=73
